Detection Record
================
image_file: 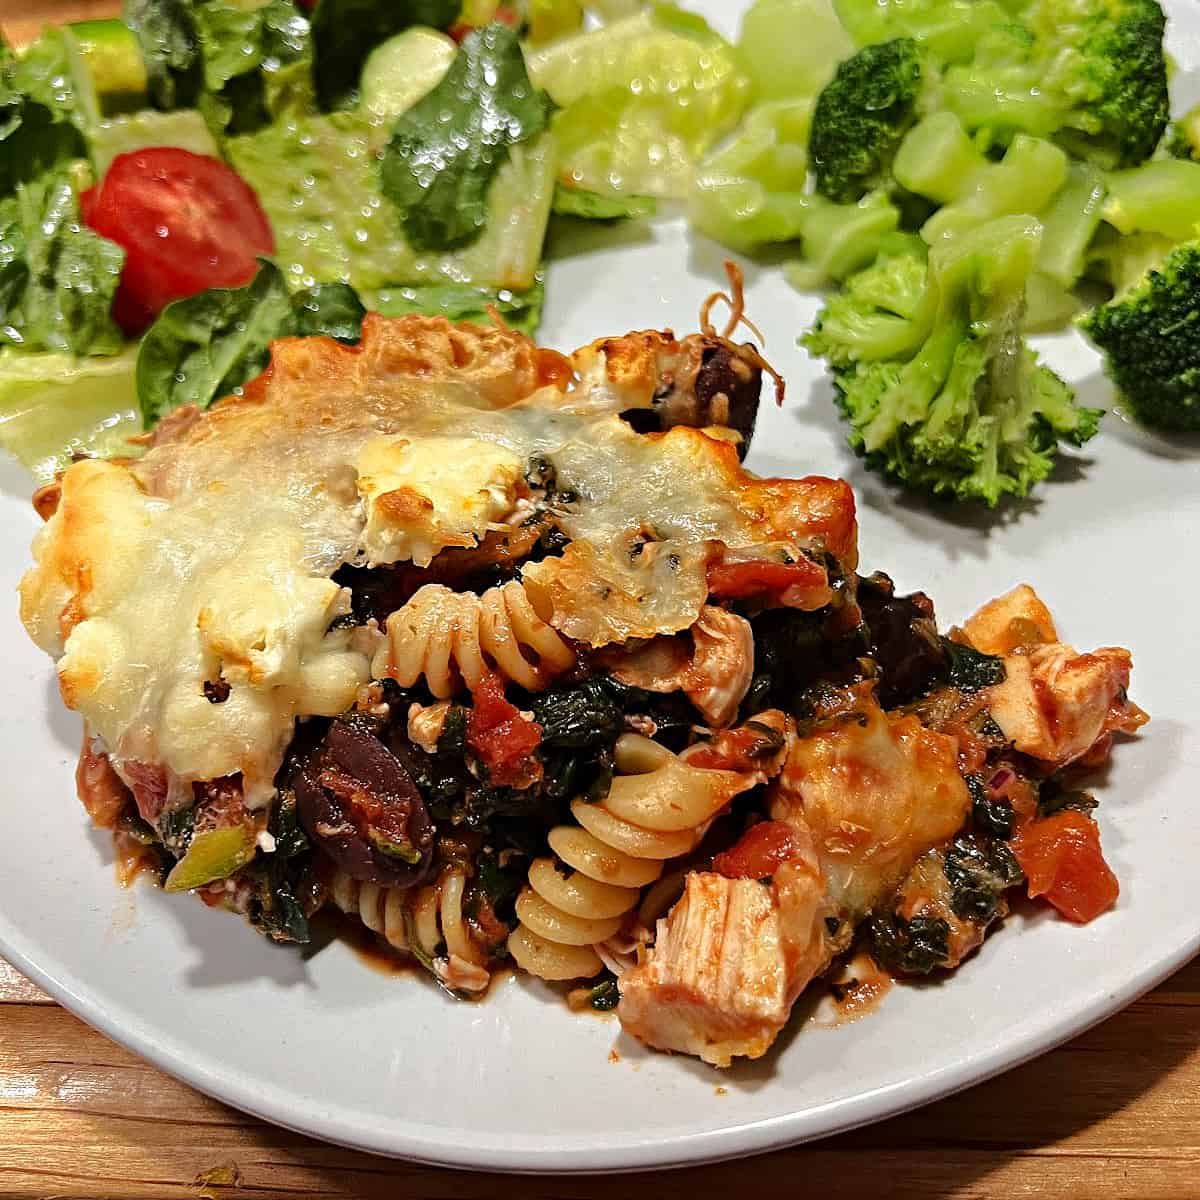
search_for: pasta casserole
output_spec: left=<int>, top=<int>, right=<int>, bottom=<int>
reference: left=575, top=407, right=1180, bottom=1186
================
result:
left=19, top=301, right=1144, bottom=1066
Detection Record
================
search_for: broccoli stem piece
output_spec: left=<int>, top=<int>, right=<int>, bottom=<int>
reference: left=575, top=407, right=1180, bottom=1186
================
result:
left=1036, top=161, right=1107, bottom=288
left=922, top=134, right=1069, bottom=243
left=833, top=0, right=1015, bottom=66
left=783, top=192, right=903, bottom=290
left=893, top=111, right=987, bottom=206
left=1102, top=159, right=1200, bottom=242
left=687, top=99, right=812, bottom=252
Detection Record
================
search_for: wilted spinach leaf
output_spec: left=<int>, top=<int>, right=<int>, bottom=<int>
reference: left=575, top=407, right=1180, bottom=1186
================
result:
left=136, top=261, right=367, bottom=426
left=868, top=912, right=950, bottom=975
left=311, top=0, right=459, bottom=111
left=122, top=0, right=203, bottom=110
left=942, top=638, right=1006, bottom=692
left=1038, top=781, right=1099, bottom=819
left=381, top=24, right=554, bottom=252
left=967, top=774, right=1014, bottom=839
left=943, top=834, right=1023, bottom=924
left=291, top=281, right=366, bottom=342
left=528, top=677, right=625, bottom=752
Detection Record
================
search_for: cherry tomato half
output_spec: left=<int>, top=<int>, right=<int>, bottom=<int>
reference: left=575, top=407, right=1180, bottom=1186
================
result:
left=83, top=148, right=274, bottom=334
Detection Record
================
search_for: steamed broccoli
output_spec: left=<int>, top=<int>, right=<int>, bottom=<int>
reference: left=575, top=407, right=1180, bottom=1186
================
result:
left=1166, top=102, right=1200, bottom=162
left=1079, top=242, right=1200, bottom=431
left=804, top=215, right=1103, bottom=505
left=809, top=38, right=925, bottom=203
left=943, top=0, right=1169, bottom=168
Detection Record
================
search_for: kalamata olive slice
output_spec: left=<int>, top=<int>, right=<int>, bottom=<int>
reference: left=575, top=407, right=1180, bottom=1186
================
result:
left=295, top=720, right=434, bottom=888
left=621, top=340, right=763, bottom=460
left=693, top=343, right=760, bottom=457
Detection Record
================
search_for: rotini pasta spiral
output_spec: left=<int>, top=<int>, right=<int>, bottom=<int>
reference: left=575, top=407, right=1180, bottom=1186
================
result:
left=329, top=865, right=493, bottom=994
left=372, top=581, right=575, bottom=698
left=507, top=734, right=753, bottom=981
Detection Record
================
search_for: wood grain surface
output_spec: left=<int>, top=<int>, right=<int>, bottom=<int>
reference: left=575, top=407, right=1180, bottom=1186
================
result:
left=0, top=953, right=1197, bottom=1199
left=1, top=1, right=1198, bottom=1196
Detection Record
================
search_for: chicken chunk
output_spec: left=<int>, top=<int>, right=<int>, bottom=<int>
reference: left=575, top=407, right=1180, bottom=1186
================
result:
left=619, top=872, right=798, bottom=1066
left=599, top=605, right=754, bottom=728
left=619, top=693, right=969, bottom=1065
left=962, top=583, right=1057, bottom=654
left=964, top=585, right=1146, bottom=767
left=986, top=643, right=1143, bottom=767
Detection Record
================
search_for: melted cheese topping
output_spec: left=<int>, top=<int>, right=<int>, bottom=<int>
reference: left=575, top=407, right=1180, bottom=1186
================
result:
left=20, top=315, right=856, bottom=807
left=357, top=434, right=524, bottom=567
left=772, top=698, right=970, bottom=920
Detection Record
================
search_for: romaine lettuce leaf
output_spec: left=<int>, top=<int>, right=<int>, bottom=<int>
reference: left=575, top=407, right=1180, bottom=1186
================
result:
left=370, top=276, right=545, bottom=335
left=0, top=93, right=86, bottom=199
left=6, top=30, right=80, bottom=124
left=311, top=0, right=460, bottom=111
left=0, top=172, right=124, bottom=356
left=226, top=115, right=556, bottom=292
left=193, top=0, right=313, bottom=136
left=380, top=24, right=555, bottom=252
left=122, top=0, right=203, bottom=110
left=527, top=8, right=750, bottom=198
left=0, top=347, right=141, bottom=482
left=552, top=183, right=656, bottom=220
left=89, top=108, right=217, bottom=176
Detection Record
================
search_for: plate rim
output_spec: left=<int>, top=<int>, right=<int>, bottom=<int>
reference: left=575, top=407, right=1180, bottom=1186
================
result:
left=1, top=911, right=1195, bottom=1172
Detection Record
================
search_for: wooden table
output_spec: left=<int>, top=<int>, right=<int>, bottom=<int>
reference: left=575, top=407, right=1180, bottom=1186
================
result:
left=2, top=1, right=1199, bottom=1195
left=2, top=952, right=1198, bottom=1198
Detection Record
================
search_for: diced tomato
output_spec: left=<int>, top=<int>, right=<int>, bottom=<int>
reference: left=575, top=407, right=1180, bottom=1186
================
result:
left=467, top=672, right=543, bottom=789
left=82, top=148, right=274, bottom=335
left=713, top=821, right=800, bottom=880
left=706, top=556, right=827, bottom=601
left=1011, top=810, right=1120, bottom=924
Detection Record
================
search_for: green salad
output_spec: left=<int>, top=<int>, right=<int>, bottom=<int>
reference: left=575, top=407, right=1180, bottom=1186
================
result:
left=0, top=0, right=1196, bottom=501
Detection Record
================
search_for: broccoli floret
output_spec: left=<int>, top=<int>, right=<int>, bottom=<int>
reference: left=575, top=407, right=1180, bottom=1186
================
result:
left=943, top=0, right=1169, bottom=169
left=1085, top=226, right=1176, bottom=295
left=805, top=214, right=1104, bottom=505
left=1079, top=241, right=1200, bottom=431
left=1165, top=102, right=1200, bottom=161
left=809, top=38, right=925, bottom=203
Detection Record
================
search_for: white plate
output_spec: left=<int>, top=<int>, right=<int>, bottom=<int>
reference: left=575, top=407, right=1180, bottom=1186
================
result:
left=1, top=0, right=1199, bottom=1172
